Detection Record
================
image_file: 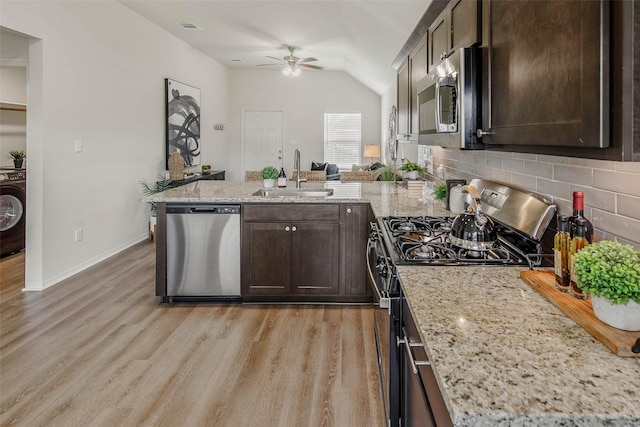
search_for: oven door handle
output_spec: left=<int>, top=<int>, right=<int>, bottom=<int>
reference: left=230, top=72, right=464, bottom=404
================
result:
left=397, top=331, right=431, bottom=374
left=366, top=238, right=389, bottom=309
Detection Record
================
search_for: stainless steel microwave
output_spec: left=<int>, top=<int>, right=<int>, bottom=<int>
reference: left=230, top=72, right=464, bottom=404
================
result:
left=417, top=47, right=483, bottom=149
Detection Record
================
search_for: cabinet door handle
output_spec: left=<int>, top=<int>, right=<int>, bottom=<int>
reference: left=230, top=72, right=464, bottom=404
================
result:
left=346, top=208, right=352, bottom=214
left=291, top=226, right=297, bottom=232
left=397, top=334, right=431, bottom=374
left=285, top=226, right=290, bottom=232
left=476, top=129, right=493, bottom=138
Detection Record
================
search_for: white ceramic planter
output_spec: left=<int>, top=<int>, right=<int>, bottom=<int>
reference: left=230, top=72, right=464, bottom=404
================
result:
left=404, top=171, right=419, bottom=180
left=591, top=295, right=640, bottom=331
left=263, top=179, right=275, bottom=188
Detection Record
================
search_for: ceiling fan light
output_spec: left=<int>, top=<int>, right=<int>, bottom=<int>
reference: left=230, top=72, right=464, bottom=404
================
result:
left=282, top=64, right=301, bottom=78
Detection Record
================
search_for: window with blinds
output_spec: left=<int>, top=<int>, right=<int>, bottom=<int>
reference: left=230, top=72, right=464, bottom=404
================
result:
left=324, top=113, right=362, bottom=170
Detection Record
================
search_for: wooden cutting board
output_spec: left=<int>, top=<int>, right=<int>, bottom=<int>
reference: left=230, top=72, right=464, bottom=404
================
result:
left=520, top=270, right=640, bottom=357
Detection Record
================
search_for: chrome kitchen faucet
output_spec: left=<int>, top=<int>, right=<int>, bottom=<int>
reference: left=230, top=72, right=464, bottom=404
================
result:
left=294, top=149, right=307, bottom=188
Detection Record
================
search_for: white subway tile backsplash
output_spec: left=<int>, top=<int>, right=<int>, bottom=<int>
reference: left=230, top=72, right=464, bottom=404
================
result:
left=502, top=158, right=525, bottom=173
left=615, top=162, right=640, bottom=173
left=571, top=185, right=616, bottom=213
left=511, top=173, right=537, bottom=191
left=570, top=158, right=616, bottom=170
left=593, top=169, right=640, bottom=197
left=591, top=208, right=640, bottom=245
left=492, top=169, right=511, bottom=183
left=485, top=155, right=503, bottom=169
left=553, top=164, right=593, bottom=186
left=536, top=178, right=572, bottom=201
left=511, top=152, right=538, bottom=161
left=524, top=161, right=553, bottom=178
left=617, top=194, right=640, bottom=221
left=432, top=148, right=640, bottom=247
left=537, top=154, right=570, bottom=164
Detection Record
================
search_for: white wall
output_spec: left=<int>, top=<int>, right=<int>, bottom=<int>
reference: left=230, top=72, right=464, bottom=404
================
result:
left=228, top=69, right=381, bottom=180
left=1, top=0, right=230, bottom=290
left=0, top=67, right=27, bottom=167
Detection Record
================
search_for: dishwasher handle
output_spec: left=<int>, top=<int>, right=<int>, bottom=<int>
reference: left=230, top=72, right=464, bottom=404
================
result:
left=166, top=205, right=241, bottom=215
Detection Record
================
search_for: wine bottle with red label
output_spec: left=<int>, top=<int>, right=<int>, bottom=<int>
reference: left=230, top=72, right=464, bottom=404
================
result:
left=568, top=191, right=594, bottom=243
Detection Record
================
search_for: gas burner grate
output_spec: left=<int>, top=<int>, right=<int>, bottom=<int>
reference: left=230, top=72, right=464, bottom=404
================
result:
left=382, top=215, right=533, bottom=266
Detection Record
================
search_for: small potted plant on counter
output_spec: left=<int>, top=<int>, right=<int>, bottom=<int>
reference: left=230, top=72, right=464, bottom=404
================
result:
left=140, top=175, right=173, bottom=241
left=9, top=150, right=26, bottom=169
left=574, top=240, right=640, bottom=331
left=433, top=183, right=447, bottom=208
left=201, top=164, right=212, bottom=175
left=260, top=166, right=279, bottom=188
left=400, top=159, right=424, bottom=180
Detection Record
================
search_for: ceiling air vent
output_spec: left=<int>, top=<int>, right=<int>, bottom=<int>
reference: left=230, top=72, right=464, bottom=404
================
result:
left=177, top=22, right=201, bottom=30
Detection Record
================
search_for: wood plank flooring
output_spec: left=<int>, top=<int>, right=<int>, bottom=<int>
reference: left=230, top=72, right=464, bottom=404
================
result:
left=0, top=243, right=384, bottom=426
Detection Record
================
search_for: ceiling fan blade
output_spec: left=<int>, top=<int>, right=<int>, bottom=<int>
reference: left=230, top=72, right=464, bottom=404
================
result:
left=256, top=63, right=280, bottom=67
left=299, top=64, right=325, bottom=70
left=297, top=57, right=318, bottom=63
left=264, top=56, right=285, bottom=64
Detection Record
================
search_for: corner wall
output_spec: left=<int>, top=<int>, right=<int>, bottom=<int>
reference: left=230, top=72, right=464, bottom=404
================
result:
left=1, top=1, right=230, bottom=289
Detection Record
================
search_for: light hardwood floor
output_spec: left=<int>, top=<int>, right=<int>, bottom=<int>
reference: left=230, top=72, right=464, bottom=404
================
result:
left=0, top=242, right=384, bottom=426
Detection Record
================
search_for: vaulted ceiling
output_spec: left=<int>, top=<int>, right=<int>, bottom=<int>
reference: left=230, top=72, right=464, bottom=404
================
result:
left=118, top=0, right=432, bottom=95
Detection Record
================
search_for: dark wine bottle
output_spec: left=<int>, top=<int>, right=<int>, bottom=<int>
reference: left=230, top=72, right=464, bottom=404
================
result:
left=569, top=219, right=589, bottom=299
left=278, top=168, right=287, bottom=188
left=554, top=215, right=570, bottom=292
left=568, top=191, right=594, bottom=243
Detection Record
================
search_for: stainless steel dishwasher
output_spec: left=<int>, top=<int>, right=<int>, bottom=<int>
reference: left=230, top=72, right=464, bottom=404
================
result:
left=166, top=204, right=241, bottom=300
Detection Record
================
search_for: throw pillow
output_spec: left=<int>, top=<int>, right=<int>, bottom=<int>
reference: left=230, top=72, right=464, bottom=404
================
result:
left=311, top=161, right=328, bottom=171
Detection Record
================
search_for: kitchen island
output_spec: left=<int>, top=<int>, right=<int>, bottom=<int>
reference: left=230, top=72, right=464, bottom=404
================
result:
left=146, top=180, right=640, bottom=426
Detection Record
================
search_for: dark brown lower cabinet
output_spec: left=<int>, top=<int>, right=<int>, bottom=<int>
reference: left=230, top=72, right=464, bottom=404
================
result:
left=400, top=296, right=453, bottom=427
left=242, top=203, right=372, bottom=303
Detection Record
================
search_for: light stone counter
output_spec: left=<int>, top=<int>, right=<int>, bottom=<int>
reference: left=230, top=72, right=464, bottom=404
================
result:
left=147, top=180, right=640, bottom=424
left=397, top=266, right=640, bottom=426
left=143, top=180, right=450, bottom=217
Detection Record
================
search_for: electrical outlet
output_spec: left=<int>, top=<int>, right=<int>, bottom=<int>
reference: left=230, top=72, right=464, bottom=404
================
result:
left=74, top=139, right=83, bottom=152
left=74, top=228, right=83, bottom=242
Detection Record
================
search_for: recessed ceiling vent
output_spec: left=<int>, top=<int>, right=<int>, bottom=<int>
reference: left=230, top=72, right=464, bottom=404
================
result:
left=177, top=22, right=201, bottom=30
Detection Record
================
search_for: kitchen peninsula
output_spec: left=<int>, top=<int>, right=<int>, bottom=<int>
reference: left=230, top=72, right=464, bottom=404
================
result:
left=146, top=180, right=640, bottom=426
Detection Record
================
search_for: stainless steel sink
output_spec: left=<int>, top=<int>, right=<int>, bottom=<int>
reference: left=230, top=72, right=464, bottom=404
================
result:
left=252, top=188, right=334, bottom=198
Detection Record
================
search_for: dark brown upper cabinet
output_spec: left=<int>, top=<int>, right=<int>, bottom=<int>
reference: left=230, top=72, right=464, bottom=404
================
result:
left=396, top=35, right=428, bottom=142
left=396, top=58, right=410, bottom=139
left=480, top=0, right=614, bottom=154
left=429, top=0, right=480, bottom=69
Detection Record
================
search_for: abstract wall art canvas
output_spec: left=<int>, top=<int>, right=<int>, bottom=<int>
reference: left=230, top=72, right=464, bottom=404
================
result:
left=165, top=78, right=201, bottom=168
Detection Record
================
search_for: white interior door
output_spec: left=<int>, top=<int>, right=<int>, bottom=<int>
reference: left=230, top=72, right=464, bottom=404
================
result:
left=244, top=111, right=283, bottom=173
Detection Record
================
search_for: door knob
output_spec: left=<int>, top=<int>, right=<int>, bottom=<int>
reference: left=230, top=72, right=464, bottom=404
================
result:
left=285, top=226, right=290, bottom=232
left=291, top=226, right=297, bottom=232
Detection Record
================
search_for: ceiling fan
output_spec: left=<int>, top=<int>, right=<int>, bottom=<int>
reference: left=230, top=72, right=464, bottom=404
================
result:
left=257, top=46, right=325, bottom=77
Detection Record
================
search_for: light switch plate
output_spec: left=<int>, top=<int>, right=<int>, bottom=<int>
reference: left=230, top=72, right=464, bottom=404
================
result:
left=74, top=139, right=82, bottom=152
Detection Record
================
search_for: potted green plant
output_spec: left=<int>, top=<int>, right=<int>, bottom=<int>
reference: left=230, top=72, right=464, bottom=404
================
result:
left=201, top=164, right=212, bottom=175
left=399, top=159, right=424, bottom=180
left=378, top=166, right=398, bottom=182
left=574, top=240, right=640, bottom=331
left=260, top=166, right=279, bottom=188
left=9, top=150, right=26, bottom=168
left=433, top=183, right=447, bottom=208
left=140, top=175, right=173, bottom=240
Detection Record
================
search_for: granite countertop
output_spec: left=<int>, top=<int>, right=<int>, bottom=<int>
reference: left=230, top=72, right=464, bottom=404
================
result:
left=397, top=266, right=640, bottom=426
left=143, top=180, right=450, bottom=217
left=147, top=180, right=640, bottom=424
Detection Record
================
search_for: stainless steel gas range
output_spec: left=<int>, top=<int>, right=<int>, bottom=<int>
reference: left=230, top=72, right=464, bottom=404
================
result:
left=367, top=179, right=557, bottom=427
